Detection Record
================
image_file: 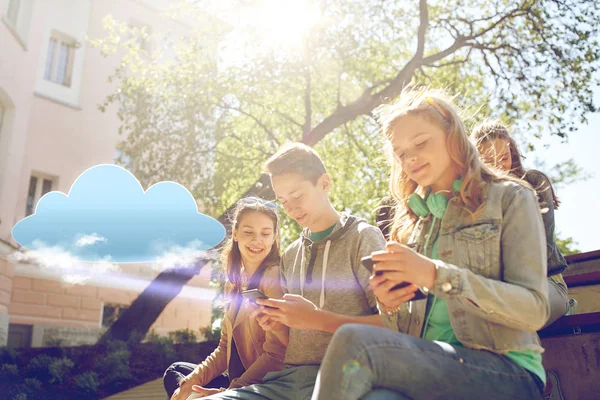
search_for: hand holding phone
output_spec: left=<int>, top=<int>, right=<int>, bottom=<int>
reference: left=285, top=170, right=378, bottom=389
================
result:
left=361, top=255, right=426, bottom=301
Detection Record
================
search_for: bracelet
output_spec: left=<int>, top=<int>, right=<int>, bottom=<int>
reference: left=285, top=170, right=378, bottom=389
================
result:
left=379, top=303, right=401, bottom=316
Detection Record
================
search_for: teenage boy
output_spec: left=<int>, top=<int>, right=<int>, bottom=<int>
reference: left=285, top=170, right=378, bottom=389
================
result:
left=200, top=143, right=386, bottom=400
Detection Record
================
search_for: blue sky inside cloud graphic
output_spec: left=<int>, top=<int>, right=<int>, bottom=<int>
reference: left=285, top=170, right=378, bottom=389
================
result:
left=11, top=164, right=226, bottom=264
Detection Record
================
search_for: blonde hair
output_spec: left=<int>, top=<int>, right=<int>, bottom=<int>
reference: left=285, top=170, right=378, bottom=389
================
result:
left=376, top=87, right=515, bottom=242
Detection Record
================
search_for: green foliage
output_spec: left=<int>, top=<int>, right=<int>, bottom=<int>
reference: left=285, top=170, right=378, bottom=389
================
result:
left=0, top=364, right=19, bottom=381
left=143, top=329, right=163, bottom=343
left=201, top=257, right=226, bottom=342
left=556, top=235, right=580, bottom=256
left=25, top=354, right=54, bottom=382
left=23, top=354, right=75, bottom=385
left=0, top=347, right=18, bottom=364
left=126, top=330, right=146, bottom=347
left=92, top=0, right=599, bottom=226
left=48, top=357, right=74, bottom=385
left=7, top=378, right=43, bottom=400
left=73, top=371, right=100, bottom=396
left=546, top=159, right=592, bottom=187
left=142, top=332, right=176, bottom=365
left=168, top=328, right=199, bottom=344
left=199, top=318, right=222, bottom=342
left=95, top=341, right=133, bottom=386
left=22, top=378, right=42, bottom=394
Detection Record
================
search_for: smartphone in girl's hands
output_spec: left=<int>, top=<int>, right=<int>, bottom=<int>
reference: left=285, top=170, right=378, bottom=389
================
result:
left=361, top=255, right=427, bottom=300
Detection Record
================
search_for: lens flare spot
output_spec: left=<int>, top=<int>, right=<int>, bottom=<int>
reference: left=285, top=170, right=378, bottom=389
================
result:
left=342, top=360, right=361, bottom=375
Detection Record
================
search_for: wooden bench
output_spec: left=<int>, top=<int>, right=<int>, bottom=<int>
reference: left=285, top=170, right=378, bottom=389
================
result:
left=537, top=250, right=600, bottom=398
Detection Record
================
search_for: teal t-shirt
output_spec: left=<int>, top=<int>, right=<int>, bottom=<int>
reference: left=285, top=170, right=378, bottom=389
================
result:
left=310, top=223, right=336, bottom=242
left=422, top=226, right=546, bottom=385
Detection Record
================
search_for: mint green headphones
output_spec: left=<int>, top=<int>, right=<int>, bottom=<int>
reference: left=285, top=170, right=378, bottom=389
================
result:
left=407, top=179, right=463, bottom=219
left=407, top=179, right=462, bottom=257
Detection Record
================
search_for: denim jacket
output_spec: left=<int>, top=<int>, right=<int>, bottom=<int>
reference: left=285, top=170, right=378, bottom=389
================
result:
left=380, top=181, right=550, bottom=353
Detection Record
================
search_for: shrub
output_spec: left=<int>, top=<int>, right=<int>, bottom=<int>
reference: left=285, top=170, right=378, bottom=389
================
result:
left=126, top=330, right=145, bottom=348
left=25, top=354, right=54, bottom=382
left=7, top=378, right=42, bottom=400
left=168, top=328, right=198, bottom=344
left=73, top=371, right=100, bottom=395
left=150, top=336, right=176, bottom=366
left=48, top=357, right=74, bottom=385
left=95, top=345, right=132, bottom=386
left=0, top=347, right=18, bottom=364
left=144, top=329, right=166, bottom=343
left=199, top=318, right=222, bottom=342
left=0, top=364, right=19, bottom=381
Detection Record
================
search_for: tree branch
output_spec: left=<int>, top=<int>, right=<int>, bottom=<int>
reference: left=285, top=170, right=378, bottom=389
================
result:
left=421, top=37, right=468, bottom=66
left=344, top=124, right=370, bottom=159
left=302, top=66, right=312, bottom=139
left=217, top=104, right=281, bottom=147
left=245, top=99, right=303, bottom=128
left=416, top=0, right=428, bottom=58
left=301, top=0, right=432, bottom=146
left=463, top=6, right=530, bottom=41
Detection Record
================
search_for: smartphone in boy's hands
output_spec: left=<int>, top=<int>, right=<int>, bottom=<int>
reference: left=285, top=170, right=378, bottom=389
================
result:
left=361, top=255, right=426, bottom=300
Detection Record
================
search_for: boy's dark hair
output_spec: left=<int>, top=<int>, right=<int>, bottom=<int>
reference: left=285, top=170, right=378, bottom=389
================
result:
left=264, top=143, right=327, bottom=185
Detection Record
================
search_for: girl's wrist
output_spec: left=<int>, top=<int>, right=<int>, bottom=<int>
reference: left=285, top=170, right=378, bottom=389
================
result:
left=378, top=300, right=401, bottom=316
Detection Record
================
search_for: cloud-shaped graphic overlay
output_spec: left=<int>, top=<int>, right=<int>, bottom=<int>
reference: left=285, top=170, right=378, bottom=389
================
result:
left=11, top=164, right=225, bottom=264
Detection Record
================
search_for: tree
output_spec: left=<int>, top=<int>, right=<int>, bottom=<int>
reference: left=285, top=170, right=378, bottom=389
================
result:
left=556, top=235, right=580, bottom=256
left=93, top=0, right=600, bottom=342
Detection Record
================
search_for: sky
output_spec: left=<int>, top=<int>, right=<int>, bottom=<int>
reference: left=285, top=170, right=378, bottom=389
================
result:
left=532, top=84, right=600, bottom=253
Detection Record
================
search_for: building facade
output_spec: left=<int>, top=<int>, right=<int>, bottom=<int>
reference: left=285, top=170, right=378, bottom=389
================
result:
left=0, top=0, right=215, bottom=347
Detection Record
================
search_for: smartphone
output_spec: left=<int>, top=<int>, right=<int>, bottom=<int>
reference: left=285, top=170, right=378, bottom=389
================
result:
left=242, top=289, right=269, bottom=302
left=241, top=289, right=278, bottom=309
left=361, top=255, right=426, bottom=300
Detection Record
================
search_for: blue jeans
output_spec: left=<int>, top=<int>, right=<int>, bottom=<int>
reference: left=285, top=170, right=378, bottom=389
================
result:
left=361, top=390, right=406, bottom=400
left=204, top=365, right=319, bottom=400
left=311, top=324, right=544, bottom=400
left=163, top=362, right=230, bottom=398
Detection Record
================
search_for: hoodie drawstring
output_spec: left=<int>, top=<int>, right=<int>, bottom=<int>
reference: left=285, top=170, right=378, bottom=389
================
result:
left=295, top=244, right=304, bottom=295
left=320, top=240, right=331, bottom=309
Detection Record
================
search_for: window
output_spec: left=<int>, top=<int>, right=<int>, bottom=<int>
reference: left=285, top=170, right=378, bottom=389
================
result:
left=7, top=324, right=32, bottom=348
left=43, top=30, right=77, bottom=87
left=25, top=173, right=55, bottom=216
left=6, top=0, right=20, bottom=26
left=4, top=0, right=32, bottom=48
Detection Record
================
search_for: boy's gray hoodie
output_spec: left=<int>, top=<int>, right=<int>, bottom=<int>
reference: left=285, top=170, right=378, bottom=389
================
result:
left=280, top=212, right=386, bottom=366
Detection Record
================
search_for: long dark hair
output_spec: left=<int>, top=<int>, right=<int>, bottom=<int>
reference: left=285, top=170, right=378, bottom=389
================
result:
left=471, top=120, right=560, bottom=209
left=221, top=197, right=281, bottom=296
